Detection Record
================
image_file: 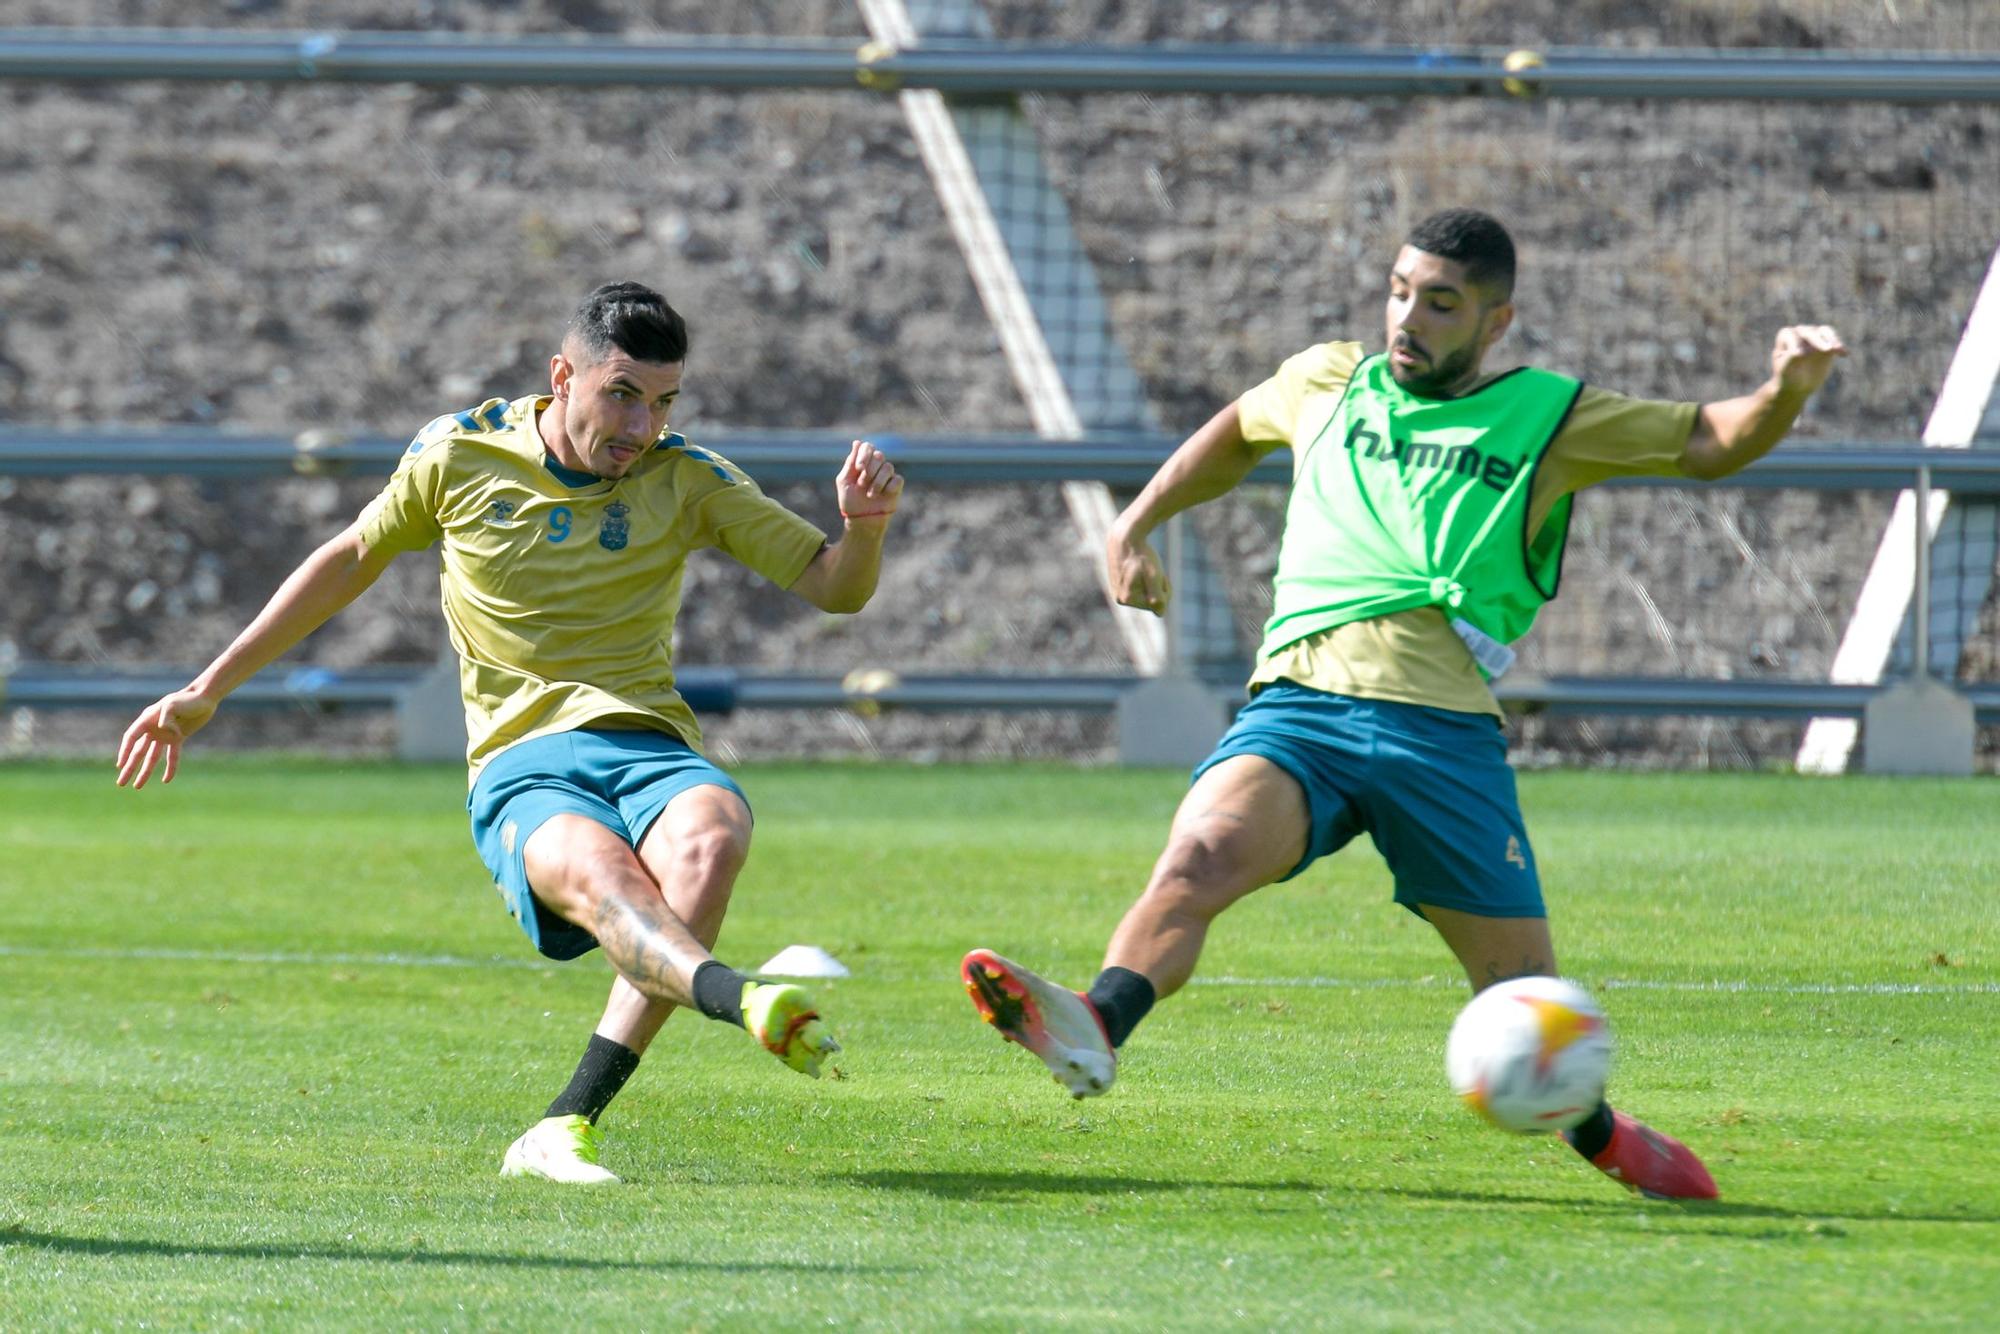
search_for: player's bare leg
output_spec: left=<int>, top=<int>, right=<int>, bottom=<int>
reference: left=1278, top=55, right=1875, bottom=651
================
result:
left=584, top=784, right=751, bottom=1054
left=1417, top=904, right=1557, bottom=994
left=502, top=815, right=704, bottom=1183
left=524, top=806, right=834, bottom=1074
left=527, top=814, right=716, bottom=1006
left=632, top=784, right=834, bottom=1074
left=503, top=804, right=833, bottom=1184
left=592, top=975, right=673, bottom=1055
left=1419, top=901, right=1715, bottom=1200
left=1103, top=755, right=1308, bottom=996
left=964, top=755, right=1306, bottom=1096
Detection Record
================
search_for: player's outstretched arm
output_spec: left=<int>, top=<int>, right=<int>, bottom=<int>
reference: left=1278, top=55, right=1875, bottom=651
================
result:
left=114, top=524, right=397, bottom=788
left=789, top=439, right=903, bottom=614
left=1108, top=401, right=1272, bottom=617
left=1680, top=324, right=1848, bottom=481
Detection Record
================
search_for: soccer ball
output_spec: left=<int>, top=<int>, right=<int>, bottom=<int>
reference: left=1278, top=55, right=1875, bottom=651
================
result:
left=1445, top=976, right=1612, bottom=1133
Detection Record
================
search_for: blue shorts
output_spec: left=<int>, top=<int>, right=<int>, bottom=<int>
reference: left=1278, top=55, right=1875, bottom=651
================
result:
left=467, top=728, right=747, bottom=961
left=1192, top=682, right=1543, bottom=919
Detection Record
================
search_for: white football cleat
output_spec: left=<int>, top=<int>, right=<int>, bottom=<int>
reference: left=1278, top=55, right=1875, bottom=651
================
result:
left=961, top=948, right=1116, bottom=1098
left=500, top=1114, right=620, bottom=1184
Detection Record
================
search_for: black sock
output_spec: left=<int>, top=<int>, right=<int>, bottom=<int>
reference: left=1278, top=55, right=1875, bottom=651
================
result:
left=1085, top=967, right=1156, bottom=1048
left=1566, top=1100, right=1616, bottom=1158
left=691, top=959, right=750, bottom=1028
left=544, top=1033, right=641, bottom=1124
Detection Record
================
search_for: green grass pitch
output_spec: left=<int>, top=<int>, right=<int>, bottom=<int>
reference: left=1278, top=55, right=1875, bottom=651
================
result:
left=1, top=758, right=1994, bottom=1328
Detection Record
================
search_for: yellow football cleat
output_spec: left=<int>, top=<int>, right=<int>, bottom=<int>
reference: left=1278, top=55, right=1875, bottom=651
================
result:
left=742, top=980, right=839, bottom=1078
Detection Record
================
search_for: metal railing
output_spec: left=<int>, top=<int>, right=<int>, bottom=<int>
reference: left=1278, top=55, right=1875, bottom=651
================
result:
left=0, top=664, right=1123, bottom=715
left=10, top=427, right=2000, bottom=493
left=9, top=429, right=1997, bottom=725
left=0, top=29, right=1995, bottom=103
left=15, top=661, right=2000, bottom=724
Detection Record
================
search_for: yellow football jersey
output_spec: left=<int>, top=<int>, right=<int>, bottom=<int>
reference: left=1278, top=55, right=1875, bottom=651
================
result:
left=1235, top=342, right=1699, bottom=717
left=357, top=395, right=827, bottom=777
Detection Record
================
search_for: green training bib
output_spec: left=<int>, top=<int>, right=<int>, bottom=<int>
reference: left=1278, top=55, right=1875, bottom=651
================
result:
left=1260, top=354, right=1583, bottom=677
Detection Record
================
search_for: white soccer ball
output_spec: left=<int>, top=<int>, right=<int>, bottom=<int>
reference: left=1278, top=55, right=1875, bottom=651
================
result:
left=1445, top=975, right=1613, bottom=1133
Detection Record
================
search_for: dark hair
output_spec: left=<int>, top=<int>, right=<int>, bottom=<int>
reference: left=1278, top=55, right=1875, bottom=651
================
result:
left=1405, top=208, right=1516, bottom=302
left=566, top=281, right=688, bottom=365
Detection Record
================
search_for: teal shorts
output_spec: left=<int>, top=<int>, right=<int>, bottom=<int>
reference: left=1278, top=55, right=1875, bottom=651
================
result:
left=467, top=728, right=746, bottom=960
left=1192, top=682, right=1543, bottom=919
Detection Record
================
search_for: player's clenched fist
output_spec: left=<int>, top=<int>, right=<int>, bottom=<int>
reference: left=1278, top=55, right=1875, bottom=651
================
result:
left=1771, top=324, right=1846, bottom=398
left=1107, top=528, right=1171, bottom=617
left=836, top=439, right=903, bottom=523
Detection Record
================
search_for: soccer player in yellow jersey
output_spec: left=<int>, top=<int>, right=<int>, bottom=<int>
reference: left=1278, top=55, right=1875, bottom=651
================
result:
left=963, top=209, right=1846, bottom=1201
left=116, top=282, right=903, bottom=1183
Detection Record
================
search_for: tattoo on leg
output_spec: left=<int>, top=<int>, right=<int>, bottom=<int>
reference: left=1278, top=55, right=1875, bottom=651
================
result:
left=591, top=894, right=702, bottom=1006
left=1483, top=954, right=1554, bottom=986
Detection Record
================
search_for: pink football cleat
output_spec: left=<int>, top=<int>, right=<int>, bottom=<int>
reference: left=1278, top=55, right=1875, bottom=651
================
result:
left=1569, top=1109, right=1719, bottom=1200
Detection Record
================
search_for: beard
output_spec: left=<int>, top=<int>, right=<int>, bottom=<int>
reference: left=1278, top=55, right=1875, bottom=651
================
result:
left=1389, top=338, right=1482, bottom=398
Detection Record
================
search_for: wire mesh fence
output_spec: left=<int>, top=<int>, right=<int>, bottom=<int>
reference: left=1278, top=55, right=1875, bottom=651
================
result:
left=960, top=86, right=2000, bottom=767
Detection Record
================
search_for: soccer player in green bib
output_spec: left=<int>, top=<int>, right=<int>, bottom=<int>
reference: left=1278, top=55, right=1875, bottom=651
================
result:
left=963, top=209, right=1846, bottom=1201
left=116, top=282, right=903, bottom=1183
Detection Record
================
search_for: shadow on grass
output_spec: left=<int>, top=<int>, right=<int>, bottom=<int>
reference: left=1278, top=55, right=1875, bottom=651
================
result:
left=1358, top=1185, right=1998, bottom=1227
left=841, top=1174, right=1996, bottom=1230
left=0, top=1227, right=913, bottom=1276
left=844, top=1169, right=1322, bottom=1198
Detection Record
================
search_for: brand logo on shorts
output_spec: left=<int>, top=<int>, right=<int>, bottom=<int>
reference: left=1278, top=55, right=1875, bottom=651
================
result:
left=599, top=500, right=631, bottom=550
left=501, top=819, right=518, bottom=856
left=1504, top=835, right=1527, bottom=870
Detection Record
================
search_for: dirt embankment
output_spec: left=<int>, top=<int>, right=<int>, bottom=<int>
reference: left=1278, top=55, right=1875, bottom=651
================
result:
left=3, top=2, right=1994, bottom=767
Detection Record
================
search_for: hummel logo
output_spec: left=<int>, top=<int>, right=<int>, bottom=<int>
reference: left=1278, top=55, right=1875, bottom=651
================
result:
left=1342, top=419, right=1521, bottom=492
left=1505, top=836, right=1527, bottom=870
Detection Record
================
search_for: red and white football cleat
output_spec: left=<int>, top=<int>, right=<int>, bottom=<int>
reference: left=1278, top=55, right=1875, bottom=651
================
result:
left=961, top=948, right=1116, bottom=1099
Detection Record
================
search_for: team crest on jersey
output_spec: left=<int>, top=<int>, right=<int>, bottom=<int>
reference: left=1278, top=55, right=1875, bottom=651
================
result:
left=599, top=500, right=631, bottom=550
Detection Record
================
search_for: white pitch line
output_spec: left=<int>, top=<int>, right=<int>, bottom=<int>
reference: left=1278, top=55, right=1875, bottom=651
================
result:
left=0, top=945, right=1992, bottom=996
left=1203, top=975, right=2000, bottom=997
left=0, top=943, right=551, bottom=971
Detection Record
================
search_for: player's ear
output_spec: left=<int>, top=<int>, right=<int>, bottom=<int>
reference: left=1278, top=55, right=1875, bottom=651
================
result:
left=549, top=352, right=574, bottom=400
left=1481, top=299, right=1515, bottom=351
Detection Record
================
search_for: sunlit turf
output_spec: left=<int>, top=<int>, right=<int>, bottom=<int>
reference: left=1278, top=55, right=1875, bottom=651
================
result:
left=1, top=758, right=1994, bottom=1328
